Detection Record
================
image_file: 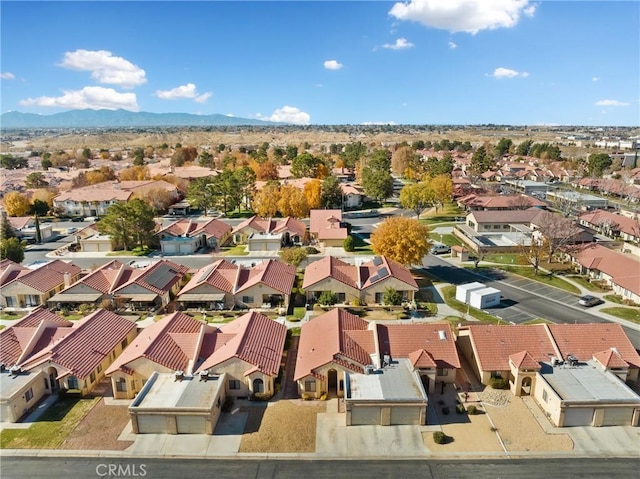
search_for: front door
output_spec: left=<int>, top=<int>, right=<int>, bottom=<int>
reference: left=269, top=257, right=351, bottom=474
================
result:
left=328, top=369, right=338, bottom=396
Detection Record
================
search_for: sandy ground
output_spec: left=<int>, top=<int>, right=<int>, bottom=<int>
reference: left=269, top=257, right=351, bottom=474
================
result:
left=239, top=399, right=326, bottom=453
left=61, top=398, right=132, bottom=451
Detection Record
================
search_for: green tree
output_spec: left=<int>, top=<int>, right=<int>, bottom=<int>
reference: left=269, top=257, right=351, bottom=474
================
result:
left=0, top=214, right=16, bottom=240
left=198, top=150, right=215, bottom=168
left=30, top=199, right=50, bottom=216
left=234, top=166, right=257, bottom=210
left=343, top=235, right=355, bottom=252
left=186, top=176, right=218, bottom=213
left=341, top=142, right=366, bottom=169
left=362, top=167, right=394, bottom=204
left=399, top=182, right=434, bottom=218
left=587, top=153, right=613, bottom=177
left=0, top=155, right=28, bottom=169
left=0, top=237, right=25, bottom=263
left=494, top=138, right=513, bottom=157
left=25, top=172, right=49, bottom=188
left=515, top=139, right=534, bottom=156
left=285, top=145, right=298, bottom=162
left=97, top=199, right=156, bottom=251
left=41, top=157, right=52, bottom=169
left=318, top=291, right=338, bottom=306
left=383, top=287, right=403, bottom=306
left=469, top=146, right=493, bottom=178
left=213, top=170, right=242, bottom=214
left=291, top=152, right=321, bottom=178
left=278, top=247, right=308, bottom=267
left=320, top=175, right=343, bottom=209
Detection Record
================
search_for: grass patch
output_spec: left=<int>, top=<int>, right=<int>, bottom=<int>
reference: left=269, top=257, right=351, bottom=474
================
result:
left=421, top=203, right=466, bottom=225
left=474, top=265, right=581, bottom=294
left=220, top=244, right=249, bottom=256
left=600, top=307, right=640, bottom=324
left=351, top=233, right=374, bottom=255
left=603, top=295, right=639, bottom=307
left=441, top=285, right=508, bottom=324
left=483, top=253, right=526, bottom=265
left=565, top=275, right=610, bottom=293
left=286, top=307, right=306, bottom=321
left=0, top=396, right=99, bottom=449
left=431, top=233, right=463, bottom=247
left=0, top=311, right=26, bottom=321
left=57, top=313, right=84, bottom=321
left=290, top=327, right=301, bottom=336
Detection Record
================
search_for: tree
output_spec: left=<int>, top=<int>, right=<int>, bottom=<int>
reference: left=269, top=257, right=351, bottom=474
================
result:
left=253, top=160, right=279, bottom=181
left=234, top=166, right=257, bottom=210
left=134, top=188, right=175, bottom=213
left=303, top=179, right=322, bottom=210
left=291, top=153, right=321, bottom=178
left=370, top=217, right=431, bottom=266
left=320, top=175, right=343, bottom=209
left=3, top=191, right=31, bottom=216
left=587, top=153, right=612, bottom=177
left=41, top=157, right=52, bottom=169
left=74, top=156, right=91, bottom=169
left=519, top=238, right=547, bottom=275
left=383, top=287, right=403, bottom=306
left=186, top=176, right=218, bottom=213
left=429, top=174, right=453, bottom=211
left=362, top=167, right=394, bottom=204
left=0, top=154, right=28, bottom=169
left=278, top=247, right=308, bottom=267
left=391, top=146, right=418, bottom=177
left=0, top=237, right=25, bottom=263
left=494, top=138, right=513, bottom=157
left=341, top=142, right=366, bottom=169
left=30, top=199, right=50, bottom=216
left=1, top=214, right=16, bottom=240
left=120, top=165, right=150, bottom=181
left=198, top=150, right=215, bottom=168
left=399, top=182, right=434, bottom=218
left=212, top=170, right=243, bottom=214
left=252, top=183, right=280, bottom=217
left=534, top=211, right=583, bottom=262
left=515, top=139, right=534, bottom=156
left=171, top=146, right=198, bottom=166
left=25, top=172, right=49, bottom=188
left=85, top=167, right=116, bottom=185
left=278, top=185, right=309, bottom=218
left=97, top=199, right=157, bottom=251
left=469, top=146, right=493, bottom=178
left=318, top=291, right=338, bottom=306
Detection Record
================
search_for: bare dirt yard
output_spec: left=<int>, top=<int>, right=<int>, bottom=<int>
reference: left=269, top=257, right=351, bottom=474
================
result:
left=239, top=399, right=326, bottom=453
left=61, top=398, right=132, bottom=451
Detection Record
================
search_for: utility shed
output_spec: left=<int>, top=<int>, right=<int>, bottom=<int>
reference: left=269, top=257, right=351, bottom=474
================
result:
left=469, top=287, right=502, bottom=309
left=455, top=282, right=486, bottom=303
left=344, top=358, right=428, bottom=426
left=129, top=371, right=226, bottom=434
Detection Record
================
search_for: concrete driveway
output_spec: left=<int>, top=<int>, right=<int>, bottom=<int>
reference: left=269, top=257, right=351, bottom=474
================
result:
left=566, top=426, right=640, bottom=456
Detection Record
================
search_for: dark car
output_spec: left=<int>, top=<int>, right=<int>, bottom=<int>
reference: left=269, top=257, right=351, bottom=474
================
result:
left=578, top=295, right=604, bottom=307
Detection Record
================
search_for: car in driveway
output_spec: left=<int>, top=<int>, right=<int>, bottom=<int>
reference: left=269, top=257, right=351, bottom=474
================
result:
left=430, top=243, right=451, bottom=255
left=578, top=295, right=604, bottom=307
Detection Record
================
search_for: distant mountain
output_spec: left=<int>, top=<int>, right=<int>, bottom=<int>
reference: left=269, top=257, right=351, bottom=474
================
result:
left=0, top=109, right=282, bottom=128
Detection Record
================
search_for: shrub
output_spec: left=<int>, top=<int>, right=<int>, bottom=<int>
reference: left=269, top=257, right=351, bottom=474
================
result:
left=455, top=403, right=466, bottom=414
left=490, top=377, right=508, bottom=390
left=351, top=298, right=362, bottom=306
left=441, top=406, right=450, bottom=415
left=301, top=393, right=311, bottom=401
left=319, top=392, right=328, bottom=401
left=467, top=405, right=477, bottom=415
left=305, top=246, right=319, bottom=255
left=318, top=291, right=338, bottom=306
left=343, top=235, right=355, bottom=252
left=383, top=287, right=403, bottom=306
left=433, top=431, right=447, bottom=444
left=251, top=392, right=273, bottom=402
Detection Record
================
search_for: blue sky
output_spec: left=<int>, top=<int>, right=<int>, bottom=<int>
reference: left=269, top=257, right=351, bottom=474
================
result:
left=1, top=1, right=638, bottom=126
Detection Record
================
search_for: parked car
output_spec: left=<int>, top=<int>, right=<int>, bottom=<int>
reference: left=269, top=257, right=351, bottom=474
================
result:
left=578, top=295, right=604, bottom=307
left=430, top=243, right=451, bottom=255
left=65, top=227, right=78, bottom=234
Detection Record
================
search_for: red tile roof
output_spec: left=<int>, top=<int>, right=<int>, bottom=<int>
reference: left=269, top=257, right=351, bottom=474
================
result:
left=0, top=307, right=72, bottom=365
left=19, top=309, right=137, bottom=379
left=509, top=351, right=541, bottom=370
left=197, top=311, right=286, bottom=377
left=302, top=256, right=358, bottom=290
left=547, top=323, right=640, bottom=369
left=6, top=260, right=81, bottom=293
left=158, top=218, right=231, bottom=239
left=409, top=349, right=437, bottom=369
left=571, top=244, right=640, bottom=295
left=593, top=349, right=629, bottom=369
left=468, top=324, right=559, bottom=372
left=70, top=260, right=129, bottom=294
left=459, top=194, right=546, bottom=210
left=236, top=259, right=296, bottom=295
left=106, top=312, right=208, bottom=375
left=0, top=259, right=28, bottom=287
left=113, top=260, right=188, bottom=296
left=360, top=256, right=418, bottom=290
left=179, top=259, right=238, bottom=295
left=232, top=216, right=305, bottom=237
left=309, top=209, right=347, bottom=240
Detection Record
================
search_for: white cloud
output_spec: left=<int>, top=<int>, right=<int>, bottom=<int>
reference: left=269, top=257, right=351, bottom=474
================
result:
left=595, top=99, right=629, bottom=107
left=389, top=0, right=535, bottom=35
left=1, top=72, right=15, bottom=80
left=155, top=83, right=212, bottom=103
left=382, top=38, right=415, bottom=50
left=19, top=86, right=139, bottom=111
left=592, top=76, right=599, bottom=82
left=257, top=106, right=311, bottom=125
left=489, top=67, right=529, bottom=78
left=324, top=60, right=343, bottom=70
left=59, top=49, right=146, bottom=88
left=448, top=41, right=457, bottom=49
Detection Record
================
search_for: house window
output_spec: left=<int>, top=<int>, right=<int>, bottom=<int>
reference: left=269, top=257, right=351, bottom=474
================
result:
left=115, top=378, right=127, bottom=392
left=89, top=372, right=96, bottom=383
left=5, top=297, right=16, bottom=307
left=25, top=388, right=33, bottom=402
left=242, top=296, right=254, bottom=304
left=468, top=221, right=475, bottom=228
left=304, top=379, right=316, bottom=392
left=375, top=292, right=384, bottom=304
left=336, top=293, right=346, bottom=303
left=437, top=368, right=446, bottom=376
left=25, top=295, right=40, bottom=307
left=97, top=364, right=102, bottom=373
left=493, top=225, right=501, bottom=230
left=490, top=371, right=502, bottom=379
left=542, top=389, right=548, bottom=403
left=121, top=338, right=128, bottom=350
left=67, top=376, right=79, bottom=390
left=229, top=380, right=241, bottom=390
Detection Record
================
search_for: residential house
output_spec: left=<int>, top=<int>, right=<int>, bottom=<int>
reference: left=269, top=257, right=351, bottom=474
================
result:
left=578, top=210, right=640, bottom=245
left=457, top=323, right=640, bottom=427
left=568, top=244, right=640, bottom=304
left=177, top=259, right=296, bottom=311
left=457, top=194, right=546, bottom=211
left=196, top=311, right=287, bottom=398
left=302, top=256, right=419, bottom=306
left=340, top=183, right=364, bottom=209
left=1, top=260, right=81, bottom=309
left=53, top=180, right=179, bottom=217
left=309, top=209, right=348, bottom=247
left=294, top=308, right=460, bottom=425
left=14, top=308, right=138, bottom=396
left=156, top=217, right=232, bottom=255
left=106, top=312, right=214, bottom=399
left=7, top=216, right=53, bottom=242
left=231, top=216, right=306, bottom=251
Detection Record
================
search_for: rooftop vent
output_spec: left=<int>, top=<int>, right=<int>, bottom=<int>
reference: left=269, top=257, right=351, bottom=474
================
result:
left=9, top=365, right=22, bottom=376
left=364, top=365, right=374, bottom=375
left=438, top=330, right=447, bottom=341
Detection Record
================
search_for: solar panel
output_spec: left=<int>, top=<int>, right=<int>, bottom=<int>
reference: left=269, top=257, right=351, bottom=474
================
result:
left=373, top=257, right=383, bottom=266
left=377, top=267, right=389, bottom=279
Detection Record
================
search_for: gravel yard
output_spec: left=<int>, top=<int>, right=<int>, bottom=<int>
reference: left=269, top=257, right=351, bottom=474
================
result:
left=239, top=399, right=326, bottom=453
left=61, top=398, right=132, bottom=451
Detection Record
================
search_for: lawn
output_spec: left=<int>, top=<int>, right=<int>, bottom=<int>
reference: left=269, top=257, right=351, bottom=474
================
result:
left=601, top=307, right=640, bottom=324
left=421, top=203, right=466, bottom=225
left=286, top=306, right=306, bottom=321
left=351, top=233, right=374, bottom=255
left=441, top=285, right=508, bottom=324
left=603, top=294, right=639, bottom=307
left=483, top=253, right=526, bottom=265
left=0, top=311, right=26, bottom=321
left=565, top=275, right=610, bottom=293
left=474, top=265, right=581, bottom=294
left=220, top=244, right=249, bottom=256
left=0, top=396, right=100, bottom=449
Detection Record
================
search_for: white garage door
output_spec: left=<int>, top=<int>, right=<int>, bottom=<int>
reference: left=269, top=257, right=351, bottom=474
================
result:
left=83, top=243, right=99, bottom=252
left=136, top=415, right=167, bottom=434
left=563, top=408, right=594, bottom=427
left=602, top=408, right=633, bottom=426
left=164, top=243, right=178, bottom=254
left=178, top=243, right=193, bottom=254
left=390, top=406, right=422, bottom=425
left=351, top=406, right=381, bottom=425
left=177, top=415, right=206, bottom=434
left=266, top=242, right=279, bottom=251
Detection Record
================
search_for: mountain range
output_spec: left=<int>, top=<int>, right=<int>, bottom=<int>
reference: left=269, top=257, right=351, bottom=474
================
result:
left=0, top=109, right=281, bottom=128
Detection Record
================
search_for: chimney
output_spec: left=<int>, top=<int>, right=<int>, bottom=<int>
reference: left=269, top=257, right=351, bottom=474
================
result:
left=63, top=272, right=72, bottom=287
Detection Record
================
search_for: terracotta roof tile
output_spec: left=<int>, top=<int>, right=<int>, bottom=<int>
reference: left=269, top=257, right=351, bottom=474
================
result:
left=7, top=260, right=81, bottom=293
left=409, top=349, right=437, bottom=369
left=571, top=244, right=640, bottom=295
left=302, top=256, right=358, bottom=289
left=179, top=259, right=238, bottom=295
left=0, top=259, right=29, bottom=287
left=509, top=351, right=541, bottom=370
left=236, top=259, right=296, bottom=295
left=309, top=209, right=347, bottom=240
left=377, top=323, right=460, bottom=368
left=593, top=349, right=629, bottom=369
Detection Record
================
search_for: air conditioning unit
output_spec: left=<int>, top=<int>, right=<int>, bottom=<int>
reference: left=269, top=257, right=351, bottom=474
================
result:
left=364, top=365, right=374, bottom=375
left=9, top=365, right=22, bottom=376
left=174, top=370, right=184, bottom=381
left=199, top=370, right=209, bottom=382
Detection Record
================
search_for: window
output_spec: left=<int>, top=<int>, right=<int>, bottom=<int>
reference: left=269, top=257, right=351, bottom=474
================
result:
left=375, top=292, right=384, bottom=304
left=89, top=372, right=96, bottom=383
left=542, top=389, right=548, bottom=403
left=242, top=296, right=254, bottom=304
left=436, top=368, right=446, bottom=376
left=97, top=364, right=102, bottom=373
left=121, top=338, right=128, bottom=350
left=304, top=379, right=316, bottom=393
left=503, top=224, right=510, bottom=229
left=336, top=293, right=346, bottom=303
left=5, top=297, right=16, bottom=308
left=115, top=378, right=127, bottom=392
left=490, top=371, right=502, bottom=379
left=229, top=380, right=241, bottom=390
left=493, top=225, right=501, bottom=230
left=25, top=295, right=40, bottom=307
left=67, top=376, right=79, bottom=390
left=25, top=388, right=33, bottom=402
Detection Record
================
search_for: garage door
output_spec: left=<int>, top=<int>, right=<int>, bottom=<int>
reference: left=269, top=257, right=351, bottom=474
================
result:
left=136, top=415, right=167, bottom=434
left=83, top=243, right=99, bottom=252
left=602, top=408, right=633, bottom=426
left=177, top=415, right=206, bottom=434
left=164, top=244, right=178, bottom=254
left=266, top=242, right=279, bottom=251
left=563, top=408, right=594, bottom=427
left=390, top=406, right=422, bottom=425
left=351, top=406, right=381, bottom=425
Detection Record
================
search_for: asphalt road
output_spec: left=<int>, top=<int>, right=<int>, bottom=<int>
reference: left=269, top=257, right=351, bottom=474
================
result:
left=1, top=456, right=638, bottom=479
